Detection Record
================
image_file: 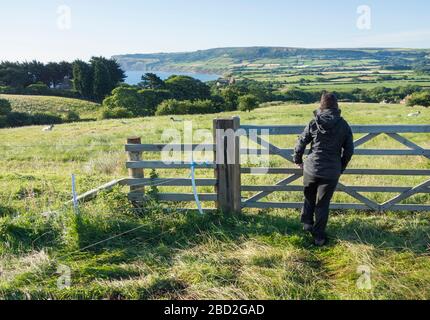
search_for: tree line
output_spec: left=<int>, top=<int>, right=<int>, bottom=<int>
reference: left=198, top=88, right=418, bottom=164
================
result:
left=0, top=61, right=72, bottom=89
left=100, top=73, right=429, bottom=119
left=0, top=57, right=125, bottom=102
left=100, top=73, right=262, bottom=119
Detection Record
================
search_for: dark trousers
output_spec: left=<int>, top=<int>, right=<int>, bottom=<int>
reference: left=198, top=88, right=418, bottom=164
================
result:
left=301, top=172, right=339, bottom=239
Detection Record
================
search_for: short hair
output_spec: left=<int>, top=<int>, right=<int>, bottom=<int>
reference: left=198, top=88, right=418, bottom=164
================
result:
left=320, top=92, right=339, bottom=110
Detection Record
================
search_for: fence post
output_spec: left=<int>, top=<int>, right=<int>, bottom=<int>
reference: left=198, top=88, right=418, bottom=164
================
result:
left=213, top=117, right=242, bottom=214
left=127, top=136, right=144, bottom=202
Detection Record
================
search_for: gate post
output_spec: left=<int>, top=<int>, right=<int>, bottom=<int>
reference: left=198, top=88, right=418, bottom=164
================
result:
left=213, top=117, right=242, bottom=214
left=127, top=136, right=144, bottom=202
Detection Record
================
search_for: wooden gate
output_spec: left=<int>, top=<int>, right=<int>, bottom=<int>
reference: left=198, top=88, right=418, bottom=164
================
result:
left=240, top=123, right=430, bottom=212
left=124, top=117, right=430, bottom=213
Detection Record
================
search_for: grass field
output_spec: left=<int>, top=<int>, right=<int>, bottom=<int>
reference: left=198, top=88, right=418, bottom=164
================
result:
left=0, top=94, right=101, bottom=119
left=0, top=102, right=429, bottom=300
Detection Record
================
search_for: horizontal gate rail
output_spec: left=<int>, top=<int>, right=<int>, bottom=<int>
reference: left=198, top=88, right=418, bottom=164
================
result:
left=126, top=161, right=215, bottom=169
left=242, top=202, right=430, bottom=212
left=241, top=185, right=430, bottom=193
left=241, top=148, right=430, bottom=156
left=241, top=125, right=430, bottom=135
left=123, top=178, right=217, bottom=187
left=128, top=192, right=217, bottom=202
left=125, top=144, right=214, bottom=152
left=241, top=168, right=430, bottom=176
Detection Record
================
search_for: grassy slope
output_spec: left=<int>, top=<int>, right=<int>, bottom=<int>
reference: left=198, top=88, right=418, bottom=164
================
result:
left=0, top=94, right=101, bottom=119
left=0, top=103, right=429, bottom=300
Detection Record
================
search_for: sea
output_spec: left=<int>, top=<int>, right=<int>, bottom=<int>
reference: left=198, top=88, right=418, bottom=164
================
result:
left=125, top=70, right=221, bottom=85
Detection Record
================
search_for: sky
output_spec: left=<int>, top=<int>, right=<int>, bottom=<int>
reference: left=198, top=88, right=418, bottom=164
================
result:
left=1, top=0, right=430, bottom=62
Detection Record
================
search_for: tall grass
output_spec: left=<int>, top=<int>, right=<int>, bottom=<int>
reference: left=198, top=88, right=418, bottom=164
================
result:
left=0, top=102, right=429, bottom=300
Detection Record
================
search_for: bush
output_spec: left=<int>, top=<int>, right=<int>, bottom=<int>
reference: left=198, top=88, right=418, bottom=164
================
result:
left=0, top=115, right=7, bottom=128
left=0, top=98, right=12, bottom=115
left=220, top=87, right=240, bottom=111
left=0, top=84, right=79, bottom=98
left=63, top=110, right=80, bottom=122
left=187, top=99, right=218, bottom=114
left=277, top=89, right=319, bottom=104
left=0, top=86, right=17, bottom=94
left=103, top=86, right=148, bottom=116
left=100, top=107, right=134, bottom=119
left=155, top=99, right=218, bottom=116
left=238, top=94, right=259, bottom=112
left=5, top=112, right=62, bottom=127
left=406, top=91, right=430, bottom=107
left=165, top=75, right=211, bottom=101
left=5, top=112, right=32, bottom=127
left=26, top=82, right=50, bottom=95
left=28, top=113, right=63, bottom=125
left=138, top=89, right=172, bottom=115
left=155, top=99, right=183, bottom=115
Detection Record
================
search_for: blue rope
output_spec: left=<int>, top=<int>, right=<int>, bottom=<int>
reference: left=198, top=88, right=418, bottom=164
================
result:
left=190, top=160, right=204, bottom=215
left=71, top=174, right=79, bottom=215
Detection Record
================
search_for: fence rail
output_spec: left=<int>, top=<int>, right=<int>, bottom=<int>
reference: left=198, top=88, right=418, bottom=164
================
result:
left=123, top=117, right=430, bottom=213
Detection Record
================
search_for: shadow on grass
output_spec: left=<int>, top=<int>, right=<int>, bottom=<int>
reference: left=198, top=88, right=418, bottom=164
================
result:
left=3, top=205, right=428, bottom=299
left=72, top=208, right=429, bottom=266
left=0, top=204, right=15, bottom=217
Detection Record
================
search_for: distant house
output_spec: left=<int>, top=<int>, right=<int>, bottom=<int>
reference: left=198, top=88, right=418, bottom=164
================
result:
left=56, top=76, right=73, bottom=90
left=216, top=77, right=236, bottom=87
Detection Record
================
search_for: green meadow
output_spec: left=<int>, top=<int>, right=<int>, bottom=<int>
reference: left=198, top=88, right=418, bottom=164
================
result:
left=0, top=94, right=101, bottom=120
left=0, top=102, right=429, bottom=300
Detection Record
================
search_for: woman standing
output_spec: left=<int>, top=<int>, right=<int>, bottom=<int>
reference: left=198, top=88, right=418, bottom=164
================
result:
left=293, top=93, right=354, bottom=246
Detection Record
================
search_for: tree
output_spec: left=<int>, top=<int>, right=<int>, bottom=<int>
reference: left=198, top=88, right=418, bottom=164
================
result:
left=220, top=87, right=240, bottom=111
left=0, top=62, right=31, bottom=87
left=280, top=88, right=316, bottom=104
left=91, top=57, right=125, bottom=89
left=0, top=98, right=12, bottom=115
left=46, top=61, right=72, bottom=88
left=90, top=57, right=125, bottom=101
left=406, top=91, right=430, bottom=107
left=59, top=61, right=73, bottom=78
left=72, top=60, right=93, bottom=99
left=46, top=62, right=64, bottom=88
left=156, top=99, right=216, bottom=116
left=238, top=94, right=259, bottom=112
left=165, top=75, right=211, bottom=101
left=25, top=60, right=50, bottom=85
left=139, top=73, right=165, bottom=89
left=92, top=60, right=112, bottom=101
left=103, top=86, right=147, bottom=116
left=138, top=89, right=172, bottom=115
left=73, top=57, right=124, bottom=100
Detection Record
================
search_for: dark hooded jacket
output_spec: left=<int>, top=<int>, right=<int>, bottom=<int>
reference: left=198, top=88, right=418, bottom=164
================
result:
left=293, top=108, right=354, bottom=180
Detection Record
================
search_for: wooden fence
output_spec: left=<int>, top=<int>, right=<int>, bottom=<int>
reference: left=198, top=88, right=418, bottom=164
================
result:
left=123, top=117, right=430, bottom=214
